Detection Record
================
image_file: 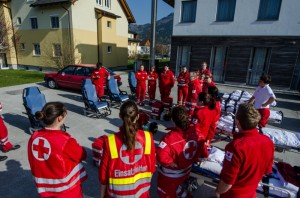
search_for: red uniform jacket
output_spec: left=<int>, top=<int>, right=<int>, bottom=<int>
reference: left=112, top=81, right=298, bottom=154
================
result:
left=177, top=71, right=189, bottom=87
left=159, top=70, right=175, bottom=88
left=28, top=129, right=87, bottom=197
left=186, top=78, right=202, bottom=109
left=156, top=126, right=208, bottom=189
left=203, top=81, right=216, bottom=93
left=100, top=130, right=156, bottom=198
left=191, top=106, right=214, bottom=140
left=220, top=128, right=274, bottom=198
left=148, top=71, right=158, bottom=85
left=198, top=68, right=211, bottom=77
left=91, top=67, right=110, bottom=86
left=207, top=101, right=221, bottom=141
left=135, top=70, right=148, bottom=86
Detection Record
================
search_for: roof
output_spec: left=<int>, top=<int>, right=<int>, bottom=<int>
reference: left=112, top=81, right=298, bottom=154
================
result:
left=140, top=38, right=150, bottom=46
left=95, top=8, right=121, bottom=19
left=128, top=30, right=137, bottom=35
left=128, top=38, right=142, bottom=43
left=30, top=0, right=72, bottom=7
left=163, top=0, right=174, bottom=7
left=118, top=0, right=136, bottom=23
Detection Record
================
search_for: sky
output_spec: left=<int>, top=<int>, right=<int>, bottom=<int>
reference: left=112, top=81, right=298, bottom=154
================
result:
left=126, top=0, right=174, bottom=25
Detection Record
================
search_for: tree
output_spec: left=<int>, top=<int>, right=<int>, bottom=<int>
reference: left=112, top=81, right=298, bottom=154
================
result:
left=0, top=11, right=20, bottom=53
left=43, top=40, right=81, bottom=70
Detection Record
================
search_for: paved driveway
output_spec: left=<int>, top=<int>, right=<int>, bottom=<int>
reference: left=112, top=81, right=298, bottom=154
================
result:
left=0, top=72, right=299, bottom=197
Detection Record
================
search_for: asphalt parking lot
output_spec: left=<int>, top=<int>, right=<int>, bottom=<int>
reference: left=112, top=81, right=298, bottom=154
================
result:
left=0, top=71, right=300, bottom=197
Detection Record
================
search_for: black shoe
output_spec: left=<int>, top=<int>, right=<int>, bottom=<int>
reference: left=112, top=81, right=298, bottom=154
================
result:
left=0, top=156, right=7, bottom=161
left=3, top=145, right=21, bottom=153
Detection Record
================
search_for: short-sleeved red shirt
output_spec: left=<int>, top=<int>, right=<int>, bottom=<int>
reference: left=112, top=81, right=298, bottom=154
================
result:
left=220, top=128, right=274, bottom=197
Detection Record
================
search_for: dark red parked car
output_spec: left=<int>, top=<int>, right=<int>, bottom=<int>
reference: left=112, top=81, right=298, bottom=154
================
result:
left=44, top=64, right=122, bottom=90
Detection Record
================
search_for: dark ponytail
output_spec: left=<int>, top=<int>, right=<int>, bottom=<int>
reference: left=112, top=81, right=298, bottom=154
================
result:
left=171, top=106, right=190, bottom=131
left=35, top=102, right=67, bottom=126
left=120, top=100, right=139, bottom=150
left=198, top=92, right=215, bottom=110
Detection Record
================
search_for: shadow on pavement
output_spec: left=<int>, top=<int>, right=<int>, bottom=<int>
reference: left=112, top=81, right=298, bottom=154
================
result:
left=63, top=102, right=84, bottom=116
left=2, top=113, right=31, bottom=135
left=82, top=146, right=101, bottom=198
left=269, top=117, right=300, bottom=132
left=0, top=160, right=37, bottom=197
left=57, top=93, right=82, bottom=102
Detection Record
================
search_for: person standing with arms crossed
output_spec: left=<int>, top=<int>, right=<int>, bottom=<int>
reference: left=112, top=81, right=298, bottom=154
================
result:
left=91, top=62, right=110, bottom=98
left=248, top=74, right=276, bottom=129
left=148, top=65, right=158, bottom=105
left=216, top=103, right=274, bottom=198
left=159, top=65, right=175, bottom=101
left=177, top=66, right=189, bottom=106
left=186, top=72, right=202, bottom=116
left=28, top=102, right=87, bottom=197
left=99, top=100, right=156, bottom=198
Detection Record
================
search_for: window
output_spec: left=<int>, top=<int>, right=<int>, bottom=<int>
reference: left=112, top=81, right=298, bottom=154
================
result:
left=107, top=21, right=111, bottom=28
left=104, top=0, right=111, bottom=8
left=17, top=17, right=22, bottom=25
left=216, top=0, right=236, bottom=22
left=257, top=0, right=282, bottom=20
left=108, top=46, right=112, bottom=53
left=176, top=46, right=191, bottom=76
left=30, top=17, right=38, bottom=29
left=96, top=0, right=102, bottom=6
left=61, top=66, right=75, bottom=75
left=33, top=44, right=41, bottom=55
left=211, top=47, right=227, bottom=82
left=53, top=44, right=61, bottom=57
left=51, top=16, right=59, bottom=28
left=20, top=43, right=25, bottom=50
left=181, top=1, right=197, bottom=23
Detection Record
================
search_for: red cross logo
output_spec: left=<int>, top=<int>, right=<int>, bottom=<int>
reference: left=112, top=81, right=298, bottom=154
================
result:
left=120, top=142, right=143, bottom=165
left=32, top=137, right=51, bottom=161
left=183, top=140, right=197, bottom=160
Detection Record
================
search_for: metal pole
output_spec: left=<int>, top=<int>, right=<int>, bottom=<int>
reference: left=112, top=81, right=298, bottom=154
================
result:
left=150, top=0, right=157, bottom=70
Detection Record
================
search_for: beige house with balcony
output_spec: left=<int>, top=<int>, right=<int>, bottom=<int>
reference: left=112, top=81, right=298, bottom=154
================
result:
left=0, top=0, right=135, bottom=69
left=128, top=30, right=141, bottom=57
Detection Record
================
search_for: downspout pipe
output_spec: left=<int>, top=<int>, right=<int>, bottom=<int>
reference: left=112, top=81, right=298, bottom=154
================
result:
left=2, top=3, right=18, bottom=67
left=61, top=5, right=73, bottom=58
left=97, top=15, right=103, bottom=63
left=150, top=0, right=157, bottom=70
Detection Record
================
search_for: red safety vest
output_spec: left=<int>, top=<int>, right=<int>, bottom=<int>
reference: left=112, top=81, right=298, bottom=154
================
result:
left=106, top=130, right=154, bottom=197
left=28, top=129, right=87, bottom=197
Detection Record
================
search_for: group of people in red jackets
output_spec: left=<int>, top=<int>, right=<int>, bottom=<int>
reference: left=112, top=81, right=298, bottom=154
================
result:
left=135, top=64, right=174, bottom=106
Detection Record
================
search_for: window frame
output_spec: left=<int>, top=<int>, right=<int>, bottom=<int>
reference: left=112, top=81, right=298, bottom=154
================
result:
left=216, top=0, right=236, bottom=22
left=107, top=21, right=111, bottom=28
left=180, top=0, right=197, bottom=23
left=30, top=17, right=38, bottom=29
left=16, top=17, right=22, bottom=25
left=33, top=43, right=41, bottom=56
left=96, top=0, right=102, bottom=6
left=104, top=0, right=111, bottom=9
left=53, top=44, right=62, bottom=57
left=50, top=16, right=60, bottom=29
left=107, top=46, right=112, bottom=54
left=257, top=0, right=282, bottom=21
left=20, top=43, right=25, bottom=50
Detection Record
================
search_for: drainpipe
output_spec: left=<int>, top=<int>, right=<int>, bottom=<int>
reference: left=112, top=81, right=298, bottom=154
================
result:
left=61, top=5, right=73, bottom=59
left=150, top=0, right=157, bottom=70
left=2, top=3, right=18, bottom=67
left=97, top=15, right=102, bottom=63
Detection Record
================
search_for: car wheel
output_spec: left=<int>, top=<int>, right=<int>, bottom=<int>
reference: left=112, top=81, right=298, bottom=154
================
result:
left=47, top=79, right=57, bottom=89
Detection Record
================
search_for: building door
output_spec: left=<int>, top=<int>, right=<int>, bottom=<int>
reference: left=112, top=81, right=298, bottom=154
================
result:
left=210, top=47, right=227, bottom=82
left=0, top=53, right=8, bottom=69
left=247, top=48, right=270, bottom=85
left=176, top=46, right=191, bottom=76
left=290, top=51, right=300, bottom=90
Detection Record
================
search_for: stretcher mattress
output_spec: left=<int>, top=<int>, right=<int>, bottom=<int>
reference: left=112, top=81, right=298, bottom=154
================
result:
left=221, top=90, right=281, bottom=124
left=216, top=114, right=300, bottom=149
left=194, top=147, right=299, bottom=197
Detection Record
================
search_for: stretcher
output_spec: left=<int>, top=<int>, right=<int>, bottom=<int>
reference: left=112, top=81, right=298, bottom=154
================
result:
left=216, top=113, right=300, bottom=152
left=221, top=90, right=283, bottom=124
left=191, top=147, right=299, bottom=198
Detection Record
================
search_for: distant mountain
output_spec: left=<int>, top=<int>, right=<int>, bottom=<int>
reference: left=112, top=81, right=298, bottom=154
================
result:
left=129, top=13, right=173, bottom=45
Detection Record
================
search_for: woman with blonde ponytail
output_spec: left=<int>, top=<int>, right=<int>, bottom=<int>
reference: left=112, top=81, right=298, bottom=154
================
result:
left=100, top=100, right=156, bottom=198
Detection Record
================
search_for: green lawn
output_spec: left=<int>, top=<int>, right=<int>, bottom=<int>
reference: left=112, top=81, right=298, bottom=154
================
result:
left=0, top=69, right=44, bottom=88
